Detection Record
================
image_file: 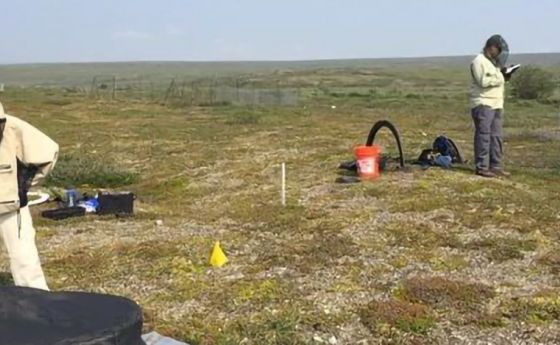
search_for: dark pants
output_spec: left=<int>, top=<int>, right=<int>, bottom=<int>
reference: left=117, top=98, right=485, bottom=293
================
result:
left=471, top=105, right=503, bottom=172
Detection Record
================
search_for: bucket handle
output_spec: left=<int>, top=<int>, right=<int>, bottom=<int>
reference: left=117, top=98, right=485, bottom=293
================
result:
left=365, top=120, right=405, bottom=168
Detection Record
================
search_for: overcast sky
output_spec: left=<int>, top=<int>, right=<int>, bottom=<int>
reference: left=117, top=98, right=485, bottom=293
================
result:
left=1, top=0, right=559, bottom=64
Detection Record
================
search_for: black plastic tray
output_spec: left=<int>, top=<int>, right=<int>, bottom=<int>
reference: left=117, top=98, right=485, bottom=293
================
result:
left=41, top=206, right=85, bottom=220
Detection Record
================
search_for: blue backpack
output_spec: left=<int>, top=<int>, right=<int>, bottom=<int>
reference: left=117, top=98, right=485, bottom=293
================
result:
left=432, top=136, right=463, bottom=163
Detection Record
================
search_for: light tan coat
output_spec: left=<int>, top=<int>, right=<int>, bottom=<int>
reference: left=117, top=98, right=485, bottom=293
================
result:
left=0, top=102, right=59, bottom=214
left=469, top=53, right=505, bottom=110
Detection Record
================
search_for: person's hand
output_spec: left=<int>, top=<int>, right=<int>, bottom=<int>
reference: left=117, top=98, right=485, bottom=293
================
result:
left=501, top=64, right=520, bottom=81
left=501, top=68, right=512, bottom=81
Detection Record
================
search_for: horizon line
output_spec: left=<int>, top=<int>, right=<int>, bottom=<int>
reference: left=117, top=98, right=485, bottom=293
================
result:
left=1, top=51, right=559, bottom=67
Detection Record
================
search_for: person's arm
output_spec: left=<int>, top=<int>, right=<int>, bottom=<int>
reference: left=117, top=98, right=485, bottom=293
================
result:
left=470, top=58, right=504, bottom=88
left=14, top=118, right=59, bottom=186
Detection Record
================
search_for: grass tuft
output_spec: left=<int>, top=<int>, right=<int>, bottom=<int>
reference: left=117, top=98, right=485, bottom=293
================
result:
left=46, top=153, right=138, bottom=188
left=396, top=276, right=495, bottom=312
left=360, top=299, right=435, bottom=335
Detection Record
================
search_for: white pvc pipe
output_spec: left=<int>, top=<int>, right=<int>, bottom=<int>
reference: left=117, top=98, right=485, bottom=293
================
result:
left=281, top=163, right=286, bottom=206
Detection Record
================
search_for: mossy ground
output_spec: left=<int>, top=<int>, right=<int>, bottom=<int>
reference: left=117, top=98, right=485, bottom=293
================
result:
left=0, top=64, right=559, bottom=344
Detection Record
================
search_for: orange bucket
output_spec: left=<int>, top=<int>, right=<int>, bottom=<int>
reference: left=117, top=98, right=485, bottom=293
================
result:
left=354, top=145, right=381, bottom=179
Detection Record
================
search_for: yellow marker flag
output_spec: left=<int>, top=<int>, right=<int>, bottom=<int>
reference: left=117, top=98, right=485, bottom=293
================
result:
left=210, top=241, right=229, bottom=267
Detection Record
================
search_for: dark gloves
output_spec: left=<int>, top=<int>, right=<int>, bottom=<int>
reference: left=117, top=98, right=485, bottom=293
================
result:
left=501, top=65, right=520, bottom=81
left=501, top=68, right=512, bottom=81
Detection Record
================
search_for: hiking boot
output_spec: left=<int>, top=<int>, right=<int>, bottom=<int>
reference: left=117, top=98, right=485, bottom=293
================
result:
left=476, top=170, right=497, bottom=178
left=491, top=168, right=511, bottom=177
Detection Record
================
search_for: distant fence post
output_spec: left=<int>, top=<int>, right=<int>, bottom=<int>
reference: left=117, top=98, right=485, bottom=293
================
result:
left=150, top=82, right=155, bottom=100
left=178, top=79, right=186, bottom=100
left=190, top=81, right=196, bottom=106
left=164, top=78, right=176, bottom=103
left=112, top=76, right=117, bottom=100
left=236, top=78, right=240, bottom=104
left=276, top=80, right=281, bottom=105
left=89, top=76, right=98, bottom=98
left=209, top=77, right=216, bottom=106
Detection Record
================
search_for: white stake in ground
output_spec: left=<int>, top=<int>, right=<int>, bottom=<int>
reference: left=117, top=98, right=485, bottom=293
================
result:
left=281, top=163, right=286, bottom=206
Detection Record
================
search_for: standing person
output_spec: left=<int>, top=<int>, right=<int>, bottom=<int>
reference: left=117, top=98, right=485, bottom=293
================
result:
left=0, top=102, right=58, bottom=290
left=469, top=34, right=517, bottom=177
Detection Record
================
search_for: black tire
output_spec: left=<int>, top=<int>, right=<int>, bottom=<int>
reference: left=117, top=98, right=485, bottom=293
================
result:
left=0, top=286, right=144, bottom=345
left=366, top=120, right=405, bottom=168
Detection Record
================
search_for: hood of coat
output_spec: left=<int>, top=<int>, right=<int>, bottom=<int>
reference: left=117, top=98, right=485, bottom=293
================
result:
left=485, top=34, right=510, bottom=68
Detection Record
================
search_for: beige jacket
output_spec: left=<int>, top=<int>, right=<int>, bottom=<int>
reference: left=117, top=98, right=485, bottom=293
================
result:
left=469, top=53, right=505, bottom=110
left=0, top=102, right=59, bottom=214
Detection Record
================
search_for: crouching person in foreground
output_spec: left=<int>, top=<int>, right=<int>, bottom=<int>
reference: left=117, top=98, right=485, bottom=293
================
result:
left=0, top=102, right=58, bottom=290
